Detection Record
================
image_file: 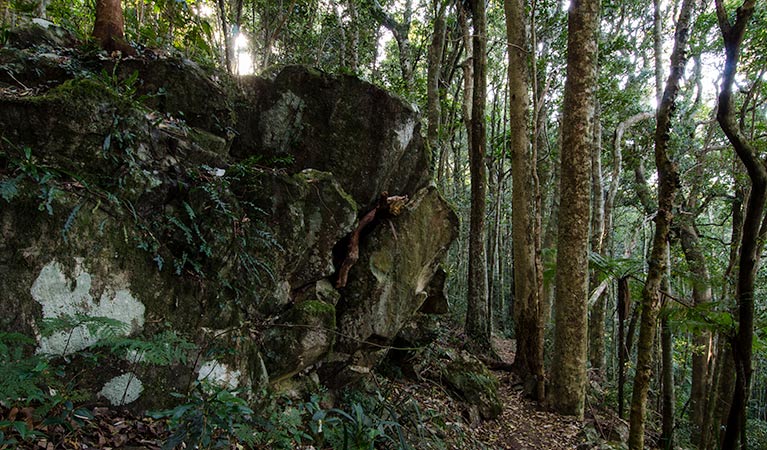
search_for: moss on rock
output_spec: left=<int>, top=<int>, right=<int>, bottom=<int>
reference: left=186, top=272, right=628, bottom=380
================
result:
left=443, top=352, right=502, bottom=420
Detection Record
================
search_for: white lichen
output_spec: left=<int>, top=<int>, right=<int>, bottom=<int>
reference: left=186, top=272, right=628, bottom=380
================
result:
left=98, top=373, right=144, bottom=405
left=31, top=259, right=146, bottom=355
left=394, top=118, right=416, bottom=152
left=198, top=360, right=242, bottom=389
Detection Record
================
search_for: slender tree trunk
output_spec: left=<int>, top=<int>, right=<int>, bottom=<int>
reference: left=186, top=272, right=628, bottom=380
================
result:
left=549, top=0, right=599, bottom=419
left=428, top=0, right=447, bottom=173
left=589, top=101, right=606, bottom=374
left=459, top=4, right=473, bottom=153
left=628, top=0, right=694, bottom=447
left=217, top=0, right=233, bottom=72
left=372, top=0, right=414, bottom=90
left=617, top=277, right=631, bottom=419
left=505, top=0, right=544, bottom=401
left=703, top=182, right=744, bottom=449
left=541, top=149, right=559, bottom=328
left=346, top=0, right=359, bottom=73
left=715, top=2, right=762, bottom=448
left=464, top=0, right=491, bottom=352
left=660, top=273, right=675, bottom=449
left=679, top=221, right=713, bottom=444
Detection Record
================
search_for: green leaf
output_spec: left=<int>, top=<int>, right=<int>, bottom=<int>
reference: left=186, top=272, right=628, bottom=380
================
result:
left=0, top=176, right=22, bottom=202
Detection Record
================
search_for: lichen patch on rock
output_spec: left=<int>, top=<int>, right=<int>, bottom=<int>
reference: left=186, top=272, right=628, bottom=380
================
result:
left=98, top=373, right=144, bottom=406
left=198, top=360, right=242, bottom=389
left=31, top=259, right=146, bottom=355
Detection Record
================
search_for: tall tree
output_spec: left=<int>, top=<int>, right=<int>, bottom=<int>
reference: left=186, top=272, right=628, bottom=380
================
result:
left=549, top=0, right=599, bottom=418
left=372, top=0, right=415, bottom=91
left=464, top=0, right=491, bottom=352
left=715, top=1, right=762, bottom=448
left=505, top=0, right=545, bottom=401
left=588, top=101, right=605, bottom=374
left=627, top=0, right=695, bottom=447
left=427, top=0, right=448, bottom=171
left=92, top=0, right=134, bottom=55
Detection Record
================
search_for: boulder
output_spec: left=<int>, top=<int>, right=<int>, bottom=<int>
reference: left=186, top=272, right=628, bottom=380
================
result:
left=321, top=186, right=458, bottom=385
left=232, top=66, right=431, bottom=208
left=0, top=32, right=457, bottom=411
left=261, top=282, right=339, bottom=382
left=442, top=351, right=502, bottom=420
left=101, top=57, right=236, bottom=138
left=245, top=169, right=357, bottom=299
left=4, top=19, right=77, bottom=50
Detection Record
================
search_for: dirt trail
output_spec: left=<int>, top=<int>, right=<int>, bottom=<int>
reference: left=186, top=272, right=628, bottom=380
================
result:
left=473, top=337, right=583, bottom=449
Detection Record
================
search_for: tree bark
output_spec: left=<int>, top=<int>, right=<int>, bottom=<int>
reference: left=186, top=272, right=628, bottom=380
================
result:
left=464, top=0, right=491, bottom=352
left=588, top=101, right=606, bottom=374
left=679, top=221, right=713, bottom=443
left=549, top=0, right=599, bottom=419
left=371, top=0, right=414, bottom=90
left=217, top=0, right=233, bottom=72
left=505, top=0, right=545, bottom=401
left=627, top=0, right=694, bottom=447
left=617, top=277, right=631, bottom=419
left=92, top=0, right=134, bottom=55
left=660, top=250, right=675, bottom=450
left=714, top=1, right=762, bottom=448
left=427, top=0, right=447, bottom=173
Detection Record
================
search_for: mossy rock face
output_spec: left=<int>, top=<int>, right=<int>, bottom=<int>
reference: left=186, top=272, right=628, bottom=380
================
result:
left=4, top=19, right=77, bottom=50
left=99, top=57, right=236, bottom=138
left=261, top=291, right=337, bottom=382
left=244, top=169, right=357, bottom=296
left=442, top=352, right=502, bottom=420
left=0, top=47, right=78, bottom=90
left=321, top=186, right=458, bottom=387
left=232, top=65, right=431, bottom=208
left=0, top=79, right=143, bottom=174
left=0, top=28, right=459, bottom=409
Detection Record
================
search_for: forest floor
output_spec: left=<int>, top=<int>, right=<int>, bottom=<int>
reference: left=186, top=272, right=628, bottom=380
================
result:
left=380, top=336, right=587, bottom=450
left=2, top=336, right=597, bottom=449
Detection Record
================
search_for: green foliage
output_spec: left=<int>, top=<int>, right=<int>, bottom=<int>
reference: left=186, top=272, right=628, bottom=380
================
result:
left=150, top=380, right=257, bottom=450
left=0, top=332, right=49, bottom=405
left=304, top=394, right=410, bottom=450
left=747, top=419, right=767, bottom=450
left=0, top=326, right=96, bottom=444
left=100, top=330, right=196, bottom=366
left=0, top=145, right=62, bottom=215
left=0, top=316, right=199, bottom=445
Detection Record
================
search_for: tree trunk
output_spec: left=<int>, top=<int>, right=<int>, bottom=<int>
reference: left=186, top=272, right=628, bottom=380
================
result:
left=92, top=0, right=134, bottom=55
left=549, top=0, right=599, bottom=419
left=715, top=1, right=762, bottom=448
left=627, top=0, right=694, bottom=447
left=372, top=0, right=414, bottom=91
left=217, top=0, right=233, bottom=72
left=617, top=277, right=631, bottom=419
left=679, top=221, right=713, bottom=443
left=427, top=0, right=447, bottom=173
left=661, top=297, right=675, bottom=449
left=589, top=101, right=606, bottom=374
left=346, top=0, right=360, bottom=73
left=505, top=0, right=545, bottom=401
left=464, top=0, right=491, bottom=352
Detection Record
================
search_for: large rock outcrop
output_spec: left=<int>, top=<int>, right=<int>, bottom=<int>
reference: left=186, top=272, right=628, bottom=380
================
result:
left=0, top=26, right=457, bottom=410
left=232, top=66, right=431, bottom=208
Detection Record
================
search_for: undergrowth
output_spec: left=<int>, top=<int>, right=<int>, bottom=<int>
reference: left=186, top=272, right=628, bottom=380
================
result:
left=0, top=316, right=445, bottom=449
